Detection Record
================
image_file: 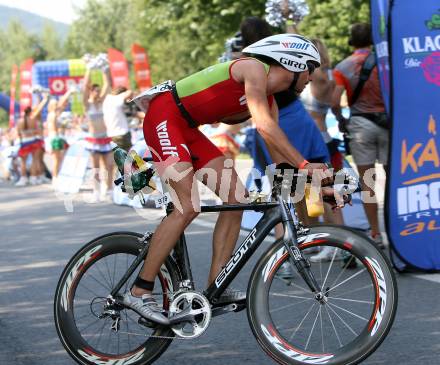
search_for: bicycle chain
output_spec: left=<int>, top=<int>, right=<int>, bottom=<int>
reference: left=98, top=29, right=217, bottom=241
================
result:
left=115, top=330, right=189, bottom=340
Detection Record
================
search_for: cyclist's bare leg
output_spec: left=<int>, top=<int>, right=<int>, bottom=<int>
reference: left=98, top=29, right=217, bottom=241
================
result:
left=133, top=162, right=199, bottom=296
left=201, top=156, right=244, bottom=285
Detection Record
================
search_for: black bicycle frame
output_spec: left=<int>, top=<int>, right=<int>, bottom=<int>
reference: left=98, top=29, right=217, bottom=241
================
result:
left=111, top=197, right=321, bottom=301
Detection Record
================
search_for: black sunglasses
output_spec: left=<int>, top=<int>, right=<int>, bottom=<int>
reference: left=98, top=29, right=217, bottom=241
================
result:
left=307, top=62, right=316, bottom=75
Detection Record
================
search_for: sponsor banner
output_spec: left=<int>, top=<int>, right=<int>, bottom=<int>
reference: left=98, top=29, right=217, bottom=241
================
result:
left=107, top=48, right=129, bottom=88
left=19, top=58, right=33, bottom=113
left=9, top=64, right=18, bottom=127
left=370, top=0, right=391, bottom=113
left=48, top=75, right=83, bottom=95
left=131, top=43, right=152, bottom=90
left=387, top=0, right=440, bottom=270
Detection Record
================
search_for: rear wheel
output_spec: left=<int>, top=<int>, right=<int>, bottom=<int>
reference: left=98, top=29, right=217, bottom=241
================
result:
left=54, top=232, right=180, bottom=365
left=247, top=225, right=397, bottom=365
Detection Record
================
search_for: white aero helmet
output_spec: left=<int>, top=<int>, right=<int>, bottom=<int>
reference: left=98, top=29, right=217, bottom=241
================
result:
left=242, top=33, right=321, bottom=73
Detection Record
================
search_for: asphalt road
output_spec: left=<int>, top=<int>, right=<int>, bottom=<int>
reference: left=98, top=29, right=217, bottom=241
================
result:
left=1, top=181, right=440, bottom=365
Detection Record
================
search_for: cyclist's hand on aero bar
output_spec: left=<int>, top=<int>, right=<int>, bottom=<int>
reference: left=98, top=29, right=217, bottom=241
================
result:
left=302, top=162, right=333, bottom=186
left=321, top=186, right=351, bottom=210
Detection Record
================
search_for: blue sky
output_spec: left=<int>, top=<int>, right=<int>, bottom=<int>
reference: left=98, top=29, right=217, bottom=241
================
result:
left=0, top=0, right=87, bottom=24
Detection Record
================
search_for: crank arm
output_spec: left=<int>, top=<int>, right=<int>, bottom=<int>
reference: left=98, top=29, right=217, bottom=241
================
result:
left=211, top=303, right=237, bottom=317
left=169, top=306, right=205, bottom=325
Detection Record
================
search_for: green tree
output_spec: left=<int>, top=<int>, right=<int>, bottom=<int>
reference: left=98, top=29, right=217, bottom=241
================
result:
left=299, top=0, right=370, bottom=65
left=65, top=0, right=139, bottom=58
left=40, top=23, right=65, bottom=60
left=0, top=21, right=38, bottom=94
left=135, top=0, right=267, bottom=82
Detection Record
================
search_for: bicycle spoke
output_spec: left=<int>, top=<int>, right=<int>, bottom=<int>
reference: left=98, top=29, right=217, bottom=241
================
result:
left=74, top=298, right=106, bottom=308
left=288, top=303, right=317, bottom=342
left=78, top=317, right=101, bottom=333
left=270, top=297, right=314, bottom=314
left=83, top=272, right=112, bottom=292
left=319, top=259, right=323, bottom=285
left=106, top=323, right=112, bottom=354
left=305, top=305, right=320, bottom=350
left=328, top=252, right=351, bottom=290
left=125, top=310, right=132, bottom=350
left=103, top=258, right=114, bottom=289
left=94, top=261, right=114, bottom=290
left=326, top=269, right=367, bottom=295
left=330, top=297, right=374, bottom=305
left=92, top=318, right=109, bottom=349
left=333, top=284, right=373, bottom=299
left=321, top=247, right=338, bottom=290
left=270, top=292, right=313, bottom=300
left=117, top=322, right=120, bottom=355
left=327, top=302, right=369, bottom=322
left=320, top=306, right=324, bottom=353
left=75, top=283, right=107, bottom=303
left=112, top=253, right=118, bottom=289
left=325, top=305, right=343, bottom=348
left=283, top=278, right=311, bottom=294
left=124, top=254, right=130, bottom=293
left=74, top=312, right=95, bottom=322
left=326, top=304, right=358, bottom=336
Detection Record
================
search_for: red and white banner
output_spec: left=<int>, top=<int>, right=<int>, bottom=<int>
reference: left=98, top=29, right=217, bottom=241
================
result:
left=131, top=43, right=152, bottom=90
left=9, top=64, right=18, bottom=128
left=48, top=75, right=83, bottom=95
left=19, top=58, right=34, bottom=113
left=107, top=48, right=129, bottom=89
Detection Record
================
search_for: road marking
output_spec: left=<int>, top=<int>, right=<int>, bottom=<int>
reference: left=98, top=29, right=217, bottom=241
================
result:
left=412, top=274, right=440, bottom=284
left=0, top=260, right=66, bottom=273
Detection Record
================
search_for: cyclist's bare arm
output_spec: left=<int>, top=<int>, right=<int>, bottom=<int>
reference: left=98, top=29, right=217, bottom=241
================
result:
left=238, top=61, right=306, bottom=168
left=57, top=89, right=74, bottom=114
left=98, top=70, right=111, bottom=102
left=31, top=95, right=49, bottom=120
left=82, top=68, right=91, bottom=105
left=234, top=59, right=332, bottom=185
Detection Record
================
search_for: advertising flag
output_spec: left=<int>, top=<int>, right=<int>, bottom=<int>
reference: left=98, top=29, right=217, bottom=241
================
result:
left=107, top=48, right=129, bottom=89
left=19, top=58, right=33, bottom=113
left=370, top=0, right=391, bottom=113
left=9, top=64, right=18, bottom=127
left=131, top=43, right=152, bottom=90
left=387, top=0, right=440, bottom=270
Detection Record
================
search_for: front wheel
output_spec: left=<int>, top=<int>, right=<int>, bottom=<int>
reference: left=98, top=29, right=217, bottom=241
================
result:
left=54, top=231, right=180, bottom=365
left=247, top=225, right=398, bottom=365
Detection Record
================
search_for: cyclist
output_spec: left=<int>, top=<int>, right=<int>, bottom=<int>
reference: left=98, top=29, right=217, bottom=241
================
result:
left=123, top=34, right=339, bottom=325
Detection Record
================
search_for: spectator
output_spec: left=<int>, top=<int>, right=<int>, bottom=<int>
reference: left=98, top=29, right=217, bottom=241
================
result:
left=300, top=38, right=345, bottom=225
left=103, top=86, right=133, bottom=151
left=47, top=88, right=75, bottom=184
left=82, top=68, right=113, bottom=202
left=331, top=23, right=388, bottom=248
left=209, top=123, right=242, bottom=164
left=15, top=94, right=48, bottom=186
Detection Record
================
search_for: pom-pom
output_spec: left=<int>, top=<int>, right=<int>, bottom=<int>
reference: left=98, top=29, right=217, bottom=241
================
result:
left=265, top=0, right=309, bottom=27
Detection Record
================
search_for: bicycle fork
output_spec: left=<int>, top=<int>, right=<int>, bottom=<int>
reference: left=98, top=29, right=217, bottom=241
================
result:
left=278, top=197, right=324, bottom=298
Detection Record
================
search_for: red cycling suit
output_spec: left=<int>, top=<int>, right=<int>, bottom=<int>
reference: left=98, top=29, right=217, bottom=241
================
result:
left=143, top=58, right=273, bottom=170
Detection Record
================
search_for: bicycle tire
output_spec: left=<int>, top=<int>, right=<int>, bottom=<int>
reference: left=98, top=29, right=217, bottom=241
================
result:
left=247, top=225, right=398, bottom=365
left=54, top=231, right=180, bottom=365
